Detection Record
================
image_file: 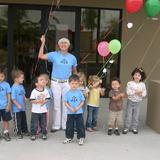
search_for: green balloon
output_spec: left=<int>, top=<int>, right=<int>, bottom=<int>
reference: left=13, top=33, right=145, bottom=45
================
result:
left=145, top=0, right=160, bottom=17
left=108, top=39, right=121, bottom=54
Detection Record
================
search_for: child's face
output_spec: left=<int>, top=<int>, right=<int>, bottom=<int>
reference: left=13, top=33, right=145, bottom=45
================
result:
left=93, top=79, right=102, bottom=88
left=79, top=78, right=84, bottom=86
left=111, top=80, right=120, bottom=90
left=133, top=72, right=141, bottom=82
left=36, top=76, right=46, bottom=88
left=0, top=73, right=5, bottom=83
left=70, top=80, right=79, bottom=90
left=16, top=74, right=24, bottom=84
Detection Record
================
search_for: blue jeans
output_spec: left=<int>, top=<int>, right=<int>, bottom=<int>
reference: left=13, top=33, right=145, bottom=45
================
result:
left=86, top=105, right=99, bottom=128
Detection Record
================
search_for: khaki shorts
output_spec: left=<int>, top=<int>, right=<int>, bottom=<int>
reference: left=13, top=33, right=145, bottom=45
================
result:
left=108, top=110, right=123, bottom=128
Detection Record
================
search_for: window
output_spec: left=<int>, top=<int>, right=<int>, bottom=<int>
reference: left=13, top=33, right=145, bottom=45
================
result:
left=79, top=8, right=121, bottom=96
left=0, top=5, right=8, bottom=66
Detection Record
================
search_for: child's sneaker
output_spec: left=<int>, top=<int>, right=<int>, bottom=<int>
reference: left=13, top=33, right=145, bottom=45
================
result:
left=63, top=138, right=72, bottom=144
left=122, top=128, right=129, bottom=134
left=17, top=134, right=23, bottom=139
left=86, top=128, right=94, bottom=132
left=132, top=129, right=138, bottom=134
left=107, top=128, right=113, bottom=135
left=30, top=135, right=36, bottom=141
left=114, top=129, right=120, bottom=136
left=23, top=132, right=30, bottom=136
left=42, top=134, right=47, bottom=140
left=92, top=127, right=98, bottom=131
left=78, top=138, right=84, bottom=145
left=4, top=132, right=11, bottom=141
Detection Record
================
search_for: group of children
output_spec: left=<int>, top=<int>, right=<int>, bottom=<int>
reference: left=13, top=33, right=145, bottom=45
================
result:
left=0, top=66, right=147, bottom=146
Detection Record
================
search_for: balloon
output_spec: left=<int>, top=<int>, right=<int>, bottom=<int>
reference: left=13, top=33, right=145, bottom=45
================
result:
left=145, top=0, right=160, bottom=17
left=97, top=41, right=110, bottom=57
left=126, top=0, right=144, bottom=13
left=109, top=40, right=121, bottom=54
left=127, top=22, right=133, bottom=28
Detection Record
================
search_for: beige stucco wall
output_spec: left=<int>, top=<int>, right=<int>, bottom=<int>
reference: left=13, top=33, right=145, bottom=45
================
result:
left=0, top=0, right=160, bottom=88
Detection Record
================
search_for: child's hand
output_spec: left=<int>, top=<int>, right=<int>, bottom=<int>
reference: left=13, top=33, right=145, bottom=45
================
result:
left=39, top=99, right=46, bottom=106
left=83, top=91, right=89, bottom=98
left=101, top=88, right=106, bottom=96
left=135, top=89, right=143, bottom=96
left=120, top=93, right=125, bottom=98
left=17, top=104, right=22, bottom=110
left=6, top=106, right=10, bottom=112
left=70, top=108, right=76, bottom=113
left=24, top=97, right=28, bottom=101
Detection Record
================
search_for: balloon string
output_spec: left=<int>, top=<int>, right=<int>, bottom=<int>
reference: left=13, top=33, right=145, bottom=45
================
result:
left=103, top=18, right=123, bottom=40
left=138, top=20, right=160, bottom=67
left=96, top=55, right=114, bottom=76
left=145, top=57, right=160, bottom=82
left=44, top=0, right=61, bottom=36
left=102, top=19, right=146, bottom=72
left=33, top=0, right=61, bottom=76
left=121, top=19, right=146, bottom=52
left=77, top=53, right=91, bottom=66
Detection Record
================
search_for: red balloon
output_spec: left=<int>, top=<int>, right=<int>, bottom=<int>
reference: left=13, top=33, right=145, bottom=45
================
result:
left=126, top=0, right=144, bottom=13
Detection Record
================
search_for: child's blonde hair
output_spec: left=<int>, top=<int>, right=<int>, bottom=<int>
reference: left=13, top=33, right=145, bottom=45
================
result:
left=88, top=75, right=101, bottom=88
left=77, top=72, right=87, bottom=86
left=11, top=69, right=24, bottom=80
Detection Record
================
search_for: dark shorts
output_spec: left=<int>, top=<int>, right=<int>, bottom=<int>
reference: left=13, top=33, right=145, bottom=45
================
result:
left=0, top=109, right=12, bottom=122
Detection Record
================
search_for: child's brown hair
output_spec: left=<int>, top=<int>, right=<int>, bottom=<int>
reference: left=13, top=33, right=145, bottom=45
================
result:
left=11, top=69, right=24, bottom=80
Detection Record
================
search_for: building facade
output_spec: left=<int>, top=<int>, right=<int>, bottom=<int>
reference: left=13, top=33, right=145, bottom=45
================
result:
left=0, top=0, right=160, bottom=93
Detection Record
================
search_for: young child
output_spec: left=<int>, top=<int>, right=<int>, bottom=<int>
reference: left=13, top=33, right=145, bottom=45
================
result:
left=30, top=74, right=50, bottom=140
left=37, top=73, right=52, bottom=134
left=123, top=68, right=147, bottom=134
left=11, top=69, right=29, bottom=139
left=63, top=74, right=85, bottom=145
left=77, top=72, right=89, bottom=115
left=86, top=75, right=105, bottom=132
left=0, top=66, right=12, bottom=141
left=108, top=77, right=125, bottom=136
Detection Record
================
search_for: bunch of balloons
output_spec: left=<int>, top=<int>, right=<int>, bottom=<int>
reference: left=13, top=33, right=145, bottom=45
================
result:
left=97, top=39, right=121, bottom=57
left=125, top=0, right=160, bottom=17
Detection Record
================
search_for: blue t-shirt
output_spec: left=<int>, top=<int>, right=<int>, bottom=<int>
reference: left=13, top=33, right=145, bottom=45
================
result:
left=11, top=84, right=26, bottom=113
left=0, top=81, right=11, bottom=110
left=64, top=89, right=85, bottom=114
left=47, top=51, right=77, bottom=80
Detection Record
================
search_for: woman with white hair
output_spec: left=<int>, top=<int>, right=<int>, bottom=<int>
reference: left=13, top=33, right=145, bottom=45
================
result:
left=38, top=35, right=77, bottom=132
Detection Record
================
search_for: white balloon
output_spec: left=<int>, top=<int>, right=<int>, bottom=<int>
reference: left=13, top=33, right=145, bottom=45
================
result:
left=109, top=60, right=114, bottom=64
left=102, top=68, right=107, bottom=73
left=127, top=22, right=133, bottom=29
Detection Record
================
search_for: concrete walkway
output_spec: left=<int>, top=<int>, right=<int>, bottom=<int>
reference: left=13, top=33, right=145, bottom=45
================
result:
left=1, top=98, right=160, bottom=160
left=0, top=126, right=160, bottom=160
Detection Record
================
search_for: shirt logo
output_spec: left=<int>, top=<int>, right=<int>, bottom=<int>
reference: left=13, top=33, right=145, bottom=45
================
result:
left=0, top=86, right=4, bottom=92
left=71, top=96, right=78, bottom=102
left=61, top=59, right=68, bottom=64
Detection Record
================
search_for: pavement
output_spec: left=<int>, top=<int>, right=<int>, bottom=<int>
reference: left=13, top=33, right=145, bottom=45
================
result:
left=0, top=98, right=160, bottom=160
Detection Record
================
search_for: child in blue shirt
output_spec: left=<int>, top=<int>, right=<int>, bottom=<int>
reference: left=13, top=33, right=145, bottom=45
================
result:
left=11, top=69, right=29, bottom=139
left=0, top=66, right=12, bottom=141
left=63, top=74, right=85, bottom=145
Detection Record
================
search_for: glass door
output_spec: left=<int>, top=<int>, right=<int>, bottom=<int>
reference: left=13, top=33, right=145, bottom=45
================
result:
left=11, top=6, right=77, bottom=96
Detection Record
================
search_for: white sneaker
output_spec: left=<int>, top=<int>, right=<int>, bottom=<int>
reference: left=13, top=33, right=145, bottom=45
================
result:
left=78, top=138, right=84, bottom=145
left=63, top=138, right=72, bottom=144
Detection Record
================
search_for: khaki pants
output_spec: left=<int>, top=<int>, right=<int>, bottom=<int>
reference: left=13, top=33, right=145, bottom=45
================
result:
left=108, top=110, right=123, bottom=128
